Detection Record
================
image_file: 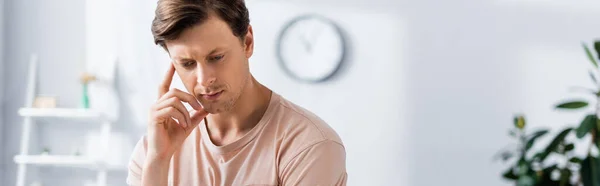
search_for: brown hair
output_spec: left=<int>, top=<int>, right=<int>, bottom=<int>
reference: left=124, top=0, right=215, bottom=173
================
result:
left=151, top=0, right=250, bottom=50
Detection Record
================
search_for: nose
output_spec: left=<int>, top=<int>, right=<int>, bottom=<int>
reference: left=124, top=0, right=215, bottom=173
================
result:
left=196, top=64, right=216, bottom=88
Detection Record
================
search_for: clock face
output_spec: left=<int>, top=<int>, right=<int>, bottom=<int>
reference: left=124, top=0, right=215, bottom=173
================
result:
left=276, top=15, right=346, bottom=83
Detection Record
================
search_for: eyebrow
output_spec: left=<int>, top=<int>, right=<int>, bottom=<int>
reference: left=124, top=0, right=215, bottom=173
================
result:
left=173, top=57, right=194, bottom=63
left=173, top=48, right=225, bottom=62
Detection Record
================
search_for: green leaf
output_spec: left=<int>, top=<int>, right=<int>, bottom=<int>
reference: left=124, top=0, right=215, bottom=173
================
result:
left=526, top=130, right=549, bottom=151
left=577, top=115, right=597, bottom=138
left=570, top=157, right=582, bottom=164
left=533, top=152, right=545, bottom=161
left=527, top=129, right=550, bottom=139
left=543, top=164, right=558, bottom=173
left=565, top=143, right=575, bottom=152
left=584, top=42, right=599, bottom=68
left=556, top=101, right=589, bottom=109
left=580, top=156, right=600, bottom=186
left=594, top=41, right=600, bottom=60
left=541, top=128, right=573, bottom=160
left=519, top=159, right=529, bottom=176
left=503, top=168, right=518, bottom=180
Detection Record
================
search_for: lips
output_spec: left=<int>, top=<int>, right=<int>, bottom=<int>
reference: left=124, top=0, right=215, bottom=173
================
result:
left=202, top=90, right=223, bottom=101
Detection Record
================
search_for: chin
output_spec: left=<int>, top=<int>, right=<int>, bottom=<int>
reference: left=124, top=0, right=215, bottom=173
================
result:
left=199, top=96, right=236, bottom=114
left=200, top=102, right=229, bottom=114
left=199, top=104, right=219, bottom=114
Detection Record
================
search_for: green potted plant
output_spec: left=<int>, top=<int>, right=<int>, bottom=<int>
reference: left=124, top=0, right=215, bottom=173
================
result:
left=496, top=41, right=600, bottom=186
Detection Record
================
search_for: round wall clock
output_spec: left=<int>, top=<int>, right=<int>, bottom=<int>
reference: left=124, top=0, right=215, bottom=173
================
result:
left=275, top=14, right=347, bottom=83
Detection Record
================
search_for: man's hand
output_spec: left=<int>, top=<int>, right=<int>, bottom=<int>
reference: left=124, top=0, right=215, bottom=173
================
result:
left=142, top=63, right=208, bottom=186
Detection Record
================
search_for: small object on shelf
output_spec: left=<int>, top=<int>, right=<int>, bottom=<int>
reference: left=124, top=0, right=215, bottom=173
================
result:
left=41, top=148, right=50, bottom=155
left=82, top=84, right=90, bottom=109
left=14, top=155, right=95, bottom=167
left=80, top=72, right=97, bottom=109
left=83, top=180, right=96, bottom=186
left=33, top=96, right=57, bottom=108
left=74, top=148, right=81, bottom=156
left=18, top=108, right=102, bottom=119
left=29, top=181, right=42, bottom=186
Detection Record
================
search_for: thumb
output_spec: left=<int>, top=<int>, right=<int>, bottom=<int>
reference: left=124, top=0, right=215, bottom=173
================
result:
left=189, top=109, right=209, bottom=127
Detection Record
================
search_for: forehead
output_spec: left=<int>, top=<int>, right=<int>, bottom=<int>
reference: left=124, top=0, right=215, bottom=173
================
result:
left=166, top=15, right=240, bottom=59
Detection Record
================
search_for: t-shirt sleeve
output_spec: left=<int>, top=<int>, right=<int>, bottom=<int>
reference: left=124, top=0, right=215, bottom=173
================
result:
left=126, top=136, right=147, bottom=186
left=280, top=140, right=347, bottom=186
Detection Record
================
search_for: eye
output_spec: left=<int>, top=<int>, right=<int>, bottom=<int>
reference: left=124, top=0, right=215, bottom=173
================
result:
left=181, top=60, right=196, bottom=68
left=208, top=55, right=224, bottom=63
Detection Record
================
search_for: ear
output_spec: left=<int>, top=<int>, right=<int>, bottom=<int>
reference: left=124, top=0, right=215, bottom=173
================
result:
left=243, top=25, right=254, bottom=58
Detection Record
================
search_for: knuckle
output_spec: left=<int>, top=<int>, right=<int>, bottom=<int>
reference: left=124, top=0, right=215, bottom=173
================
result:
left=169, top=97, right=180, bottom=103
left=164, top=90, right=174, bottom=97
left=149, top=111, right=160, bottom=120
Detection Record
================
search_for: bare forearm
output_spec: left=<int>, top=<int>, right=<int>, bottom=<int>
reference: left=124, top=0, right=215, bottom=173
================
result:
left=141, top=156, right=171, bottom=186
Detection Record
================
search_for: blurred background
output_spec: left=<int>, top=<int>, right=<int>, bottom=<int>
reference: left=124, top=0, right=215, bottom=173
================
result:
left=2, top=0, right=600, bottom=185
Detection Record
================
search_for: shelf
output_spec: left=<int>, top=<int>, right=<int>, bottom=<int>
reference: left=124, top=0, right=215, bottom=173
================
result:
left=14, top=155, right=125, bottom=171
left=18, top=108, right=103, bottom=119
left=14, top=155, right=95, bottom=166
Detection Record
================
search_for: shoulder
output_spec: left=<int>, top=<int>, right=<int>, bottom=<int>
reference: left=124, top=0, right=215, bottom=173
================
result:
left=272, top=93, right=344, bottom=145
left=267, top=93, right=345, bottom=165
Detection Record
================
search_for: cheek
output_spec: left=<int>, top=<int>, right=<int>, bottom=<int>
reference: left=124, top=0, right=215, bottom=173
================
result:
left=184, top=77, right=197, bottom=91
left=223, top=60, right=247, bottom=85
left=176, top=70, right=197, bottom=92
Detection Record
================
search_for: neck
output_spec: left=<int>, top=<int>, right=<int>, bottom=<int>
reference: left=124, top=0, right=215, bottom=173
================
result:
left=205, top=75, right=271, bottom=146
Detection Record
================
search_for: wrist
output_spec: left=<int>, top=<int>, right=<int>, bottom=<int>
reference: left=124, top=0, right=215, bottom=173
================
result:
left=145, top=153, right=173, bottom=165
left=146, top=148, right=175, bottom=161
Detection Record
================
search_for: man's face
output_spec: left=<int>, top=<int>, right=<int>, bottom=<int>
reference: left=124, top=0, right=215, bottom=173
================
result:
left=165, top=15, right=254, bottom=114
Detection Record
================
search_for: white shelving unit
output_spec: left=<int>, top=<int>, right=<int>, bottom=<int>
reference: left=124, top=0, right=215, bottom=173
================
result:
left=14, top=155, right=97, bottom=167
left=14, top=55, right=116, bottom=186
left=18, top=108, right=102, bottom=118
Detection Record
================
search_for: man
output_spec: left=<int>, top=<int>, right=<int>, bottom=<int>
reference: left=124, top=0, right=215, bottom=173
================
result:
left=126, top=0, right=347, bottom=185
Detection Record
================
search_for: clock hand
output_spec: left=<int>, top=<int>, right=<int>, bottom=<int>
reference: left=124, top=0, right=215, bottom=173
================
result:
left=300, top=35, right=313, bottom=52
left=302, top=25, right=325, bottom=53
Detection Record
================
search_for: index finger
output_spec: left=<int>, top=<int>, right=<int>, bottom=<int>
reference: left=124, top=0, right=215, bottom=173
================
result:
left=158, top=63, right=176, bottom=98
